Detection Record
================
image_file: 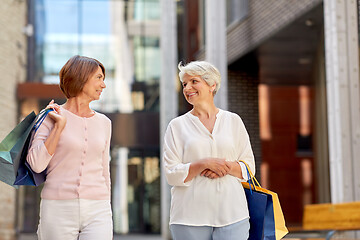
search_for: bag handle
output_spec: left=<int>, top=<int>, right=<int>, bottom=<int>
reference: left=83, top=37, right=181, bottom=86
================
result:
left=239, top=160, right=262, bottom=191
left=34, top=109, right=54, bottom=132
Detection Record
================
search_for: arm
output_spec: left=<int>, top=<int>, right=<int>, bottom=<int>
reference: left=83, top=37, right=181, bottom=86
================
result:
left=102, top=119, right=112, bottom=193
left=44, top=101, right=66, bottom=155
left=36, top=100, right=66, bottom=155
left=43, top=120, right=65, bottom=155
left=27, top=101, right=66, bottom=173
left=226, top=161, right=243, bottom=178
left=234, top=116, right=255, bottom=181
left=163, top=124, right=192, bottom=186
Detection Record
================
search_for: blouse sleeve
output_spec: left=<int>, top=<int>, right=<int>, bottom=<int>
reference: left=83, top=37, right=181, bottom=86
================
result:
left=236, top=116, right=255, bottom=181
left=163, top=123, right=192, bottom=187
left=26, top=116, right=54, bottom=173
left=102, top=118, right=112, bottom=193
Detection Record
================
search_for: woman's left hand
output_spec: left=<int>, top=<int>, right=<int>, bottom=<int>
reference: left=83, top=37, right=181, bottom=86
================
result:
left=200, top=169, right=221, bottom=179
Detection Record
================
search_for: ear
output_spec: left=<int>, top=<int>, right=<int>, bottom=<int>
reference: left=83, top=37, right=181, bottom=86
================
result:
left=210, top=84, right=216, bottom=92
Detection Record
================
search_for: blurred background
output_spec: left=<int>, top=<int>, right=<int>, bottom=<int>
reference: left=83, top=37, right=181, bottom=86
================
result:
left=1, top=0, right=360, bottom=239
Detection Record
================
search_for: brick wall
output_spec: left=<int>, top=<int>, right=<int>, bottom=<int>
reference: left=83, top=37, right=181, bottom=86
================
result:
left=0, top=1, right=27, bottom=239
left=227, top=0, right=322, bottom=63
left=228, top=67, right=261, bottom=179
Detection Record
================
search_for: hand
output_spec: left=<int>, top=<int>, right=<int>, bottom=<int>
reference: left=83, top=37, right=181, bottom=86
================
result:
left=184, top=158, right=230, bottom=183
left=202, top=158, right=230, bottom=177
left=225, top=161, right=239, bottom=172
left=200, top=169, right=221, bottom=179
left=225, top=161, right=242, bottom=179
left=46, top=100, right=66, bottom=130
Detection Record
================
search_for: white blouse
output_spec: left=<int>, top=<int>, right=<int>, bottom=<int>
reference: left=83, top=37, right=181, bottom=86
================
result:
left=163, top=109, right=255, bottom=227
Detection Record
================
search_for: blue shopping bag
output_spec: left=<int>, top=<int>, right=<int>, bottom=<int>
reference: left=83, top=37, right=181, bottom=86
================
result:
left=240, top=161, right=288, bottom=240
left=244, top=187, right=276, bottom=240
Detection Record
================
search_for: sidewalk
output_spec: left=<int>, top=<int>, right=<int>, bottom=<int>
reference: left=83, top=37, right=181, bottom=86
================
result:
left=18, top=233, right=163, bottom=240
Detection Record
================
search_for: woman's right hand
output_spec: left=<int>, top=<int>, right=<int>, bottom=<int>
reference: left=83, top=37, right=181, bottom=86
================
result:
left=46, top=100, right=67, bottom=130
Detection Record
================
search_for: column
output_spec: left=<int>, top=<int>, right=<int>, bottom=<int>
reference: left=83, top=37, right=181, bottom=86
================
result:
left=160, top=0, right=178, bottom=239
left=112, top=148, right=129, bottom=234
left=323, top=0, right=360, bottom=203
left=205, top=0, right=228, bottom=110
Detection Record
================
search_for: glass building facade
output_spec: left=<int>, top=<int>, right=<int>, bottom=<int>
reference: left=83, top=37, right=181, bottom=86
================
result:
left=20, top=0, right=161, bottom=235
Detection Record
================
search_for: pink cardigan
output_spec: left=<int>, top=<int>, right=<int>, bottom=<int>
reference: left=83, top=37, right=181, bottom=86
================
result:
left=27, top=107, right=112, bottom=200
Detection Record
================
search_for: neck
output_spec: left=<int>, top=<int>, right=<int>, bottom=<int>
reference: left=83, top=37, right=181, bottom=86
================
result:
left=63, top=97, right=93, bottom=117
left=191, top=101, right=218, bottom=119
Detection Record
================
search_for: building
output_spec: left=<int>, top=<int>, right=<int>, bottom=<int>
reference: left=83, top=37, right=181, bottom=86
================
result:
left=2, top=0, right=360, bottom=239
left=0, top=1, right=28, bottom=239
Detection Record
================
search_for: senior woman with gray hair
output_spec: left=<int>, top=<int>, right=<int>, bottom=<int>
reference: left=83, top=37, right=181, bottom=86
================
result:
left=163, top=61, right=255, bottom=240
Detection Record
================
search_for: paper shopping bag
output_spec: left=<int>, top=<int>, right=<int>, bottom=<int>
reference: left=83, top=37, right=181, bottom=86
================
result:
left=0, top=112, right=37, bottom=188
left=0, top=109, right=51, bottom=188
left=240, top=161, right=288, bottom=240
left=14, top=109, right=52, bottom=186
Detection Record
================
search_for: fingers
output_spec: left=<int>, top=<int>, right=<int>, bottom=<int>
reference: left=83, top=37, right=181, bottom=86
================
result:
left=47, top=109, right=67, bottom=130
left=208, top=158, right=230, bottom=177
left=207, top=172, right=219, bottom=179
left=46, top=99, right=60, bottom=113
left=201, top=169, right=219, bottom=179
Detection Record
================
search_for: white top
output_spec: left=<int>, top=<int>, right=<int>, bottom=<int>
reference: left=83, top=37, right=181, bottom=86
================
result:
left=163, top=109, right=255, bottom=227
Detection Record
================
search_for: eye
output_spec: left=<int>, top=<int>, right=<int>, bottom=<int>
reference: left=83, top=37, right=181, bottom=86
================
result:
left=192, top=79, right=197, bottom=84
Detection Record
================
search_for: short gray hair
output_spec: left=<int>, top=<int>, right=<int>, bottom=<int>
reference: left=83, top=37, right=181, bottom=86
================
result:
left=178, top=61, right=221, bottom=95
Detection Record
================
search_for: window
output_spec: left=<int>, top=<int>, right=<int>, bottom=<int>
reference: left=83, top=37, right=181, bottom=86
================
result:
left=226, top=0, right=249, bottom=26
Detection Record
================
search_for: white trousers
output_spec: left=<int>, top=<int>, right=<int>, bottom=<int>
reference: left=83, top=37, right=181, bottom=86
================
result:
left=37, top=199, right=113, bottom=240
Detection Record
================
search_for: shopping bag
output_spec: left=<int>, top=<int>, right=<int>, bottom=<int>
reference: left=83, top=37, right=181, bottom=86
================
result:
left=0, top=109, right=52, bottom=188
left=14, top=109, right=52, bottom=186
left=240, top=161, right=288, bottom=240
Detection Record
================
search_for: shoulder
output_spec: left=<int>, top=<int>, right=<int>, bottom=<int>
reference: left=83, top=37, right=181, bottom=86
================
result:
left=94, top=111, right=112, bottom=127
left=219, top=110, right=247, bottom=131
left=164, top=113, right=191, bottom=136
left=220, top=109, right=242, bottom=122
left=167, top=113, right=189, bottom=128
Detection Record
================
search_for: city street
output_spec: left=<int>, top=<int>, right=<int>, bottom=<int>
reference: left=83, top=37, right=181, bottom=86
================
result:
left=2, top=0, right=360, bottom=239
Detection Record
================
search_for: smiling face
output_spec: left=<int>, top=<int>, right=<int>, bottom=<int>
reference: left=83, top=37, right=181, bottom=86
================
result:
left=81, top=66, right=106, bottom=101
left=182, top=73, right=215, bottom=105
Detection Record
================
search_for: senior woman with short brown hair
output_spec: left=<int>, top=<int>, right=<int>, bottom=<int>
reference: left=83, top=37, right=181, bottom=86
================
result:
left=163, top=61, right=255, bottom=240
left=27, top=55, right=112, bottom=240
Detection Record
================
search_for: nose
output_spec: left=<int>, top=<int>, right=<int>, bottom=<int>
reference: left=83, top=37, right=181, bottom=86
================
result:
left=101, top=81, right=106, bottom=89
left=183, top=83, right=191, bottom=91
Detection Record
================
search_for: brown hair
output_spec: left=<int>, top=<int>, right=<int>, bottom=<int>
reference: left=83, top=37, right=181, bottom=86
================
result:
left=59, top=55, right=105, bottom=98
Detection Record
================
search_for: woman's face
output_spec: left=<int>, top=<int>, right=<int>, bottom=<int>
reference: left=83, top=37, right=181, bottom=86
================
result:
left=182, top=73, right=214, bottom=105
left=81, top=66, right=106, bottom=101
